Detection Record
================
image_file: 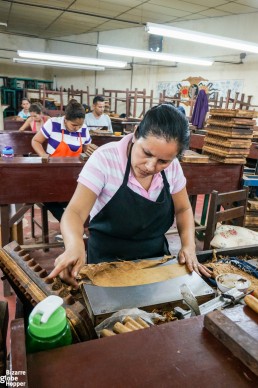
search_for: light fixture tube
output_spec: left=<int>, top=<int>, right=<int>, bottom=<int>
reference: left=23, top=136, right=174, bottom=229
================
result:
left=146, top=23, right=258, bottom=54
left=13, top=58, right=105, bottom=70
left=97, top=44, right=213, bottom=66
left=17, top=50, right=127, bottom=68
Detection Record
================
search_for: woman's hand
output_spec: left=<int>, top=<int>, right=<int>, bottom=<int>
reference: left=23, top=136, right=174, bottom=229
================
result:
left=47, top=185, right=97, bottom=287
left=48, top=246, right=86, bottom=288
left=178, top=246, right=212, bottom=277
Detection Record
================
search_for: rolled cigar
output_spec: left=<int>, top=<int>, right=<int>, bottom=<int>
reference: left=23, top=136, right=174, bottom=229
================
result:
left=252, top=288, right=258, bottom=299
left=135, top=317, right=150, bottom=328
left=244, top=294, right=258, bottom=313
left=100, top=329, right=116, bottom=337
left=113, top=322, right=132, bottom=334
left=123, top=316, right=144, bottom=329
left=124, top=321, right=140, bottom=331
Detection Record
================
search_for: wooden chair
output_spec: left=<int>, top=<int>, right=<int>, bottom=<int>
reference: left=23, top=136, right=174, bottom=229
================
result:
left=31, top=203, right=49, bottom=247
left=203, top=188, right=249, bottom=250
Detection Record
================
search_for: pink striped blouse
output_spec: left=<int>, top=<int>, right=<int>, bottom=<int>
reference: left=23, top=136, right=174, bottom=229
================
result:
left=78, top=134, right=186, bottom=219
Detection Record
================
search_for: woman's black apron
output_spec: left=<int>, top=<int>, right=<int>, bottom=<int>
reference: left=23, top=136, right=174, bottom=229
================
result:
left=87, top=143, right=175, bottom=263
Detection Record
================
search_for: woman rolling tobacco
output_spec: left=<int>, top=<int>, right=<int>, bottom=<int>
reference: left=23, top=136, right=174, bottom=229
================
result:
left=49, top=104, right=211, bottom=287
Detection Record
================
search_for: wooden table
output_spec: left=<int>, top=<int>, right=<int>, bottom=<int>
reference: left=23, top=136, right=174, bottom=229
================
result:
left=0, top=130, right=121, bottom=155
left=0, top=130, right=36, bottom=155
left=0, top=157, right=84, bottom=247
left=189, top=132, right=205, bottom=151
left=90, top=134, right=122, bottom=147
left=0, top=156, right=243, bottom=247
left=10, top=314, right=258, bottom=387
left=248, top=142, right=258, bottom=160
left=3, top=119, right=23, bottom=131
left=183, top=160, right=242, bottom=196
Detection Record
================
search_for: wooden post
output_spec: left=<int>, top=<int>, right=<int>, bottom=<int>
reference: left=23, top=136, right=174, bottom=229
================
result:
left=224, top=89, right=231, bottom=109
left=150, top=89, right=153, bottom=108
left=133, top=88, right=138, bottom=118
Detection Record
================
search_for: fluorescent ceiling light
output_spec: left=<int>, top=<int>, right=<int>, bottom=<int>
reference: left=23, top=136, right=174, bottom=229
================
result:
left=146, top=23, right=258, bottom=54
left=13, top=58, right=105, bottom=71
left=97, top=44, right=213, bottom=66
left=17, top=50, right=127, bottom=68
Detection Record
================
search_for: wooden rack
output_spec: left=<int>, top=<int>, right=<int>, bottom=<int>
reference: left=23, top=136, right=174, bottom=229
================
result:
left=68, top=85, right=99, bottom=107
left=21, top=85, right=256, bottom=120
left=103, top=88, right=154, bottom=118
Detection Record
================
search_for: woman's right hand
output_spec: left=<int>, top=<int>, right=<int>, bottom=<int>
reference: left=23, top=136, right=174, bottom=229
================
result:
left=48, top=246, right=86, bottom=288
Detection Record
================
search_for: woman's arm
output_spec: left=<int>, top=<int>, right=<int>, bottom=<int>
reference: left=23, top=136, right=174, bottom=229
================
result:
left=172, top=187, right=211, bottom=277
left=48, top=183, right=97, bottom=286
left=16, top=116, right=25, bottom=122
left=31, top=131, right=49, bottom=157
left=18, top=117, right=32, bottom=131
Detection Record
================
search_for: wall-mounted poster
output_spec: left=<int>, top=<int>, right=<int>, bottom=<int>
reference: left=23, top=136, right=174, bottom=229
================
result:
left=157, top=78, right=244, bottom=100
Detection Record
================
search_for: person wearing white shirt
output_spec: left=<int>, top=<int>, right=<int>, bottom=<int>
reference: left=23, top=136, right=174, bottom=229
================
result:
left=85, top=95, right=113, bottom=132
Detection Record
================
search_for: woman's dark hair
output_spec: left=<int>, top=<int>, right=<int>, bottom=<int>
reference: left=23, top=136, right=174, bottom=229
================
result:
left=29, top=102, right=43, bottom=114
left=65, top=100, right=85, bottom=120
left=135, top=104, right=189, bottom=154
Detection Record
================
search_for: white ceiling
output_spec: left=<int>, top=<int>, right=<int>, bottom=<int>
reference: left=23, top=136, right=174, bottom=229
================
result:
left=1, top=0, right=258, bottom=39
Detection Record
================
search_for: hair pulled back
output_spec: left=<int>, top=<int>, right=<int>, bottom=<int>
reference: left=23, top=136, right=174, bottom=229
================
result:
left=29, top=102, right=44, bottom=114
left=135, top=104, right=189, bottom=154
left=65, top=100, right=85, bottom=120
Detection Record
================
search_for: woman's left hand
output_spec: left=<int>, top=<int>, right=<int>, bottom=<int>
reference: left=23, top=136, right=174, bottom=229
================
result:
left=178, top=246, right=212, bottom=277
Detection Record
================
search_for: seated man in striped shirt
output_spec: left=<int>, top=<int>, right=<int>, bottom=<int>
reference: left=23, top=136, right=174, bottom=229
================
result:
left=31, top=100, right=91, bottom=221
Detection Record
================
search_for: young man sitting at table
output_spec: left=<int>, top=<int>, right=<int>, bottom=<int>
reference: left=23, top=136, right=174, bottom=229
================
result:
left=85, top=95, right=113, bottom=132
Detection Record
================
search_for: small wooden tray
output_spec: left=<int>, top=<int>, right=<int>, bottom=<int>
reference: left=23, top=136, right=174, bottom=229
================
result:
left=207, top=118, right=255, bottom=128
left=206, top=127, right=253, bottom=138
left=204, top=134, right=252, bottom=148
left=180, top=150, right=210, bottom=163
left=203, top=151, right=246, bottom=164
left=209, top=108, right=257, bottom=118
left=203, top=144, right=250, bottom=157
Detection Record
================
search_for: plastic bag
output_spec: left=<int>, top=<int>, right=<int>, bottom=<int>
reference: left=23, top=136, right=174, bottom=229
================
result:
left=95, top=308, right=165, bottom=337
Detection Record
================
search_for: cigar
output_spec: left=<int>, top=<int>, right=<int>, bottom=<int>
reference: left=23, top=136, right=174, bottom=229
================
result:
left=113, top=322, right=132, bottom=334
left=135, top=317, right=150, bottom=328
left=123, top=316, right=144, bottom=329
left=244, top=294, right=258, bottom=314
left=100, top=329, right=116, bottom=337
left=252, top=288, right=258, bottom=299
left=124, top=321, right=140, bottom=331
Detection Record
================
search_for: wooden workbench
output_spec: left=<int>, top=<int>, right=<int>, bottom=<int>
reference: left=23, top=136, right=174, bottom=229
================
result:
left=0, top=130, right=121, bottom=155
left=10, top=314, right=258, bottom=387
left=6, top=245, right=258, bottom=387
left=2, top=128, right=255, bottom=163
left=0, top=130, right=37, bottom=155
left=0, top=156, right=243, bottom=248
left=0, top=157, right=84, bottom=247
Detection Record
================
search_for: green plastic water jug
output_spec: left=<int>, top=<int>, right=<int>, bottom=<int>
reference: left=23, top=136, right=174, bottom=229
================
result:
left=26, top=295, right=72, bottom=353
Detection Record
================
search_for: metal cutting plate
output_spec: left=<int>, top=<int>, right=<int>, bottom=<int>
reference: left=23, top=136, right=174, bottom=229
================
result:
left=82, top=259, right=214, bottom=322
